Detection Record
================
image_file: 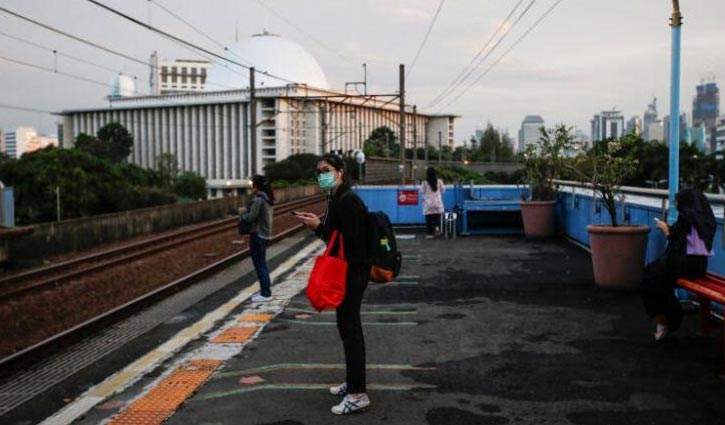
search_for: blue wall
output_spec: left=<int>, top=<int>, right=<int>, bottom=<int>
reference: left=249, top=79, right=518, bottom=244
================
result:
left=355, top=185, right=521, bottom=225
left=557, top=191, right=724, bottom=276
left=355, top=185, right=724, bottom=276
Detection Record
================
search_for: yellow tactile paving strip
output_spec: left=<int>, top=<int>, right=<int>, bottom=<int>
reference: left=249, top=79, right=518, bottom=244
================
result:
left=239, top=313, right=275, bottom=323
left=211, top=326, right=260, bottom=343
left=108, top=360, right=221, bottom=425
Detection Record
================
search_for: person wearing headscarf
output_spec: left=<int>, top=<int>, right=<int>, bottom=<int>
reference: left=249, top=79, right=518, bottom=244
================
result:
left=239, top=175, right=275, bottom=303
left=419, top=167, right=445, bottom=238
left=641, top=188, right=716, bottom=340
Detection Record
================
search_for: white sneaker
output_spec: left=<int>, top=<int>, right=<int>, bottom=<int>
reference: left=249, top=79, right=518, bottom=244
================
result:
left=331, top=394, right=370, bottom=415
left=329, top=382, right=347, bottom=396
left=251, top=294, right=272, bottom=303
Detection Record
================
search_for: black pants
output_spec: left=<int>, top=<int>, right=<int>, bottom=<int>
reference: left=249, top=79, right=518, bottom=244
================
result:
left=425, top=214, right=441, bottom=235
left=336, top=263, right=370, bottom=393
left=641, top=255, right=708, bottom=330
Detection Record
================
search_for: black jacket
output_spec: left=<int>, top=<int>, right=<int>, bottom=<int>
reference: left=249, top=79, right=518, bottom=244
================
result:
left=316, top=187, right=369, bottom=266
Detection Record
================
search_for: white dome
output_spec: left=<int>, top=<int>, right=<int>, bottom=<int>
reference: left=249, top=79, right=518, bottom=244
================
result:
left=109, top=74, right=136, bottom=98
left=205, top=33, right=328, bottom=91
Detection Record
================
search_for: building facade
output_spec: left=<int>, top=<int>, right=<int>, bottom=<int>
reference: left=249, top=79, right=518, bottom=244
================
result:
left=715, top=116, right=725, bottom=159
left=692, top=82, right=719, bottom=152
left=642, top=97, right=658, bottom=141
left=3, top=127, right=37, bottom=159
left=626, top=116, right=642, bottom=136
left=591, top=110, right=624, bottom=142
left=150, top=52, right=210, bottom=95
left=59, top=86, right=454, bottom=186
left=518, top=115, right=544, bottom=152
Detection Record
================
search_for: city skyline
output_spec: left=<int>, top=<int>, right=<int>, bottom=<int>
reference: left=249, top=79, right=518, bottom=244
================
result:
left=1, top=0, right=724, bottom=147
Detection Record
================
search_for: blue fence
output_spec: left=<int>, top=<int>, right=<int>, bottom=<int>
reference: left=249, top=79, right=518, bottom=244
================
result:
left=355, top=184, right=724, bottom=277
left=556, top=190, right=724, bottom=276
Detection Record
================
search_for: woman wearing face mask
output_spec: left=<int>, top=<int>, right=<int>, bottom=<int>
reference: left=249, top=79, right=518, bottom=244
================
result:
left=239, top=175, right=275, bottom=303
left=293, top=153, right=371, bottom=415
left=641, top=188, right=716, bottom=341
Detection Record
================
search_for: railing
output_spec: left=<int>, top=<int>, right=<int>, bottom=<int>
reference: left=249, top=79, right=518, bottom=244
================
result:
left=554, top=180, right=725, bottom=235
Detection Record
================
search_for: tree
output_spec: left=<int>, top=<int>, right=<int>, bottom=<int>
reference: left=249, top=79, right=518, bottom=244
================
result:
left=363, top=126, right=398, bottom=158
left=74, top=123, right=133, bottom=163
left=478, top=122, right=515, bottom=162
left=97, top=122, right=133, bottom=163
left=174, top=172, right=207, bottom=200
left=154, top=153, right=180, bottom=190
left=263, top=153, right=320, bottom=183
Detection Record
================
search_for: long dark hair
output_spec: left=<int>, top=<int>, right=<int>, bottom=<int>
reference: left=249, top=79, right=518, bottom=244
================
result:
left=426, top=167, right=438, bottom=192
left=675, top=188, right=716, bottom=250
left=251, top=174, right=275, bottom=205
left=319, top=153, right=350, bottom=192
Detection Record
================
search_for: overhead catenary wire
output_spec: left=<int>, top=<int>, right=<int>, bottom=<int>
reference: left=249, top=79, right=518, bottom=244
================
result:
left=436, top=0, right=564, bottom=112
left=406, top=0, right=446, bottom=80
left=424, top=0, right=526, bottom=108
left=148, top=0, right=253, bottom=66
left=0, top=29, right=149, bottom=87
left=0, top=5, right=239, bottom=91
left=0, top=103, right=53, bottom=114
left=426, top=0, right=536, bottom=110
left=85, top=0, right=298, bottom=85
left=252, top=0, right=352, bottom=64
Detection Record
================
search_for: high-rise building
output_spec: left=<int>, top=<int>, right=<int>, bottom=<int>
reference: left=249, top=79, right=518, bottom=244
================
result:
left=150, top=51, right=211, bottom=95
left=691, top=123, right=707, bottom=153
left=0, top=129, right=5, bottom=155
left=692, top=82, right=719, bottom=153
left=3, top=127, right=37, bottom=158
left=626, top=116, right=642, bottom=136
left=518, top=115, right=545, bottom=152
left=663, top=113, right=688, bottom=144
left=642, top=97, right=658, bottom=141
left=590, top=109, right=624, bottom=142
left=715, top=116, right=725, bottom=159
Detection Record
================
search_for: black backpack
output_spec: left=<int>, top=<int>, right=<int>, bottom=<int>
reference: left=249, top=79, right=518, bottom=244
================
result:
left=367, top=211, right=402, bottom=283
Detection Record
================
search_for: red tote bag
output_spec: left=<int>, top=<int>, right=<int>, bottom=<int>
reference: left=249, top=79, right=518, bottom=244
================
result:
left=306, top=230, right=347, bottom=312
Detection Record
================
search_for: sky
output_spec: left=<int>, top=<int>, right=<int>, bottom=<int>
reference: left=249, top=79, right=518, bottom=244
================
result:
left=1, top=0, right=724, bottom=146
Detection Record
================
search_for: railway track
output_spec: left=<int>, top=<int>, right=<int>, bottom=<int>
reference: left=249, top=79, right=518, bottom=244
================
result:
left=0, top=194, right=326, bottom=302
left=0, top=194, right=326, bottom=366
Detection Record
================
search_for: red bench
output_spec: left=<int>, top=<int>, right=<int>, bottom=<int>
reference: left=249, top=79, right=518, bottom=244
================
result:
left=677, top=272, right=725, bottom=375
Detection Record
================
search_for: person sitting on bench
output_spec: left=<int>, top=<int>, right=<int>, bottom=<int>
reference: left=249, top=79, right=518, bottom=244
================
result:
left=641, top=188, right=716, bottom=341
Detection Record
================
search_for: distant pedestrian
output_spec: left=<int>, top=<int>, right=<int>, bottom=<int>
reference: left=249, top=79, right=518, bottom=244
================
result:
left=420, top=167, right=445, bottom=238
left=240, top=175, right=275, bottom=303
left=293, top=153, right=371, bottom=415
left=641, top=188, right=716, bottom=340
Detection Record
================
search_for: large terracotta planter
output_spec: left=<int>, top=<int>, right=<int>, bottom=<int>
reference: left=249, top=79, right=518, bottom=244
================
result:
left=521, top=200, right=557, bottom=238
left=587, top=224, right=650, bottom=291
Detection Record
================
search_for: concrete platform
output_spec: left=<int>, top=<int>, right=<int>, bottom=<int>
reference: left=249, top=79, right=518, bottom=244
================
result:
left=43, top=233, right=725, bottom=424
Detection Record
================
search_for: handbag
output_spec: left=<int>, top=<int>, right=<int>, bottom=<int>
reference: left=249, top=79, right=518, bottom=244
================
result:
left=306, top=230, right=347, bottom=311
left=238, top=217, right=252, bottom=235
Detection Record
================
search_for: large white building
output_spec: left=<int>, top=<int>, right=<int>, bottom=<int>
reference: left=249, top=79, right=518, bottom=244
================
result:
left=150, top=52, right=211, bottom=95
left=59, top=33, right=456, bottom=192
left=3, top=127, right=37, bottom=159
left=518, top=115, right=545, bottom=152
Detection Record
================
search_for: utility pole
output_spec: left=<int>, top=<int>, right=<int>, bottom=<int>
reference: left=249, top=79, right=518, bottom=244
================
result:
left=319, top=103, right=327, bottom=155
left=438, top=130, right=442, bottom=166
left=424, top=135, right=429, bottom=166
left=249, top=67, right=257, bottom=176
left=399, top=64, right=406, bottom=185
left=667, top=0, right=683, bottom=224
left=412, top=105, right=418, bottom=181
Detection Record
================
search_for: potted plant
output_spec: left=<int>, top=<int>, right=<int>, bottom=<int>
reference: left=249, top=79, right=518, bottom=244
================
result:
left=519, top=124, right=574, bottom=238
left=568, top=136, right=650, bottom=291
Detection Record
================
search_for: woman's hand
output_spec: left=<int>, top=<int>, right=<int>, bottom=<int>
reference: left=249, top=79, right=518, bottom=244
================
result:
left=238, top=207, right=247, bottom=214
left=656, top=220, right=669, bottom=236
left=293, top=211, right=320, bottom=230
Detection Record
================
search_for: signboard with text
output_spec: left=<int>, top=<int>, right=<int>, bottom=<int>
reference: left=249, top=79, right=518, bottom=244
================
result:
left=397, top=190, right=419, bottom=206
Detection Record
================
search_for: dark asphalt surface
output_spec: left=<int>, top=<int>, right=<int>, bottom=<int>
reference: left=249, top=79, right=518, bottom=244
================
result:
left=163, top=234, right=725, bottom=424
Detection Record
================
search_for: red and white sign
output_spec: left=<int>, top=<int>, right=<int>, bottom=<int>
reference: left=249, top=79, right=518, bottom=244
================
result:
left=397, top=190, right=419, bottom=206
